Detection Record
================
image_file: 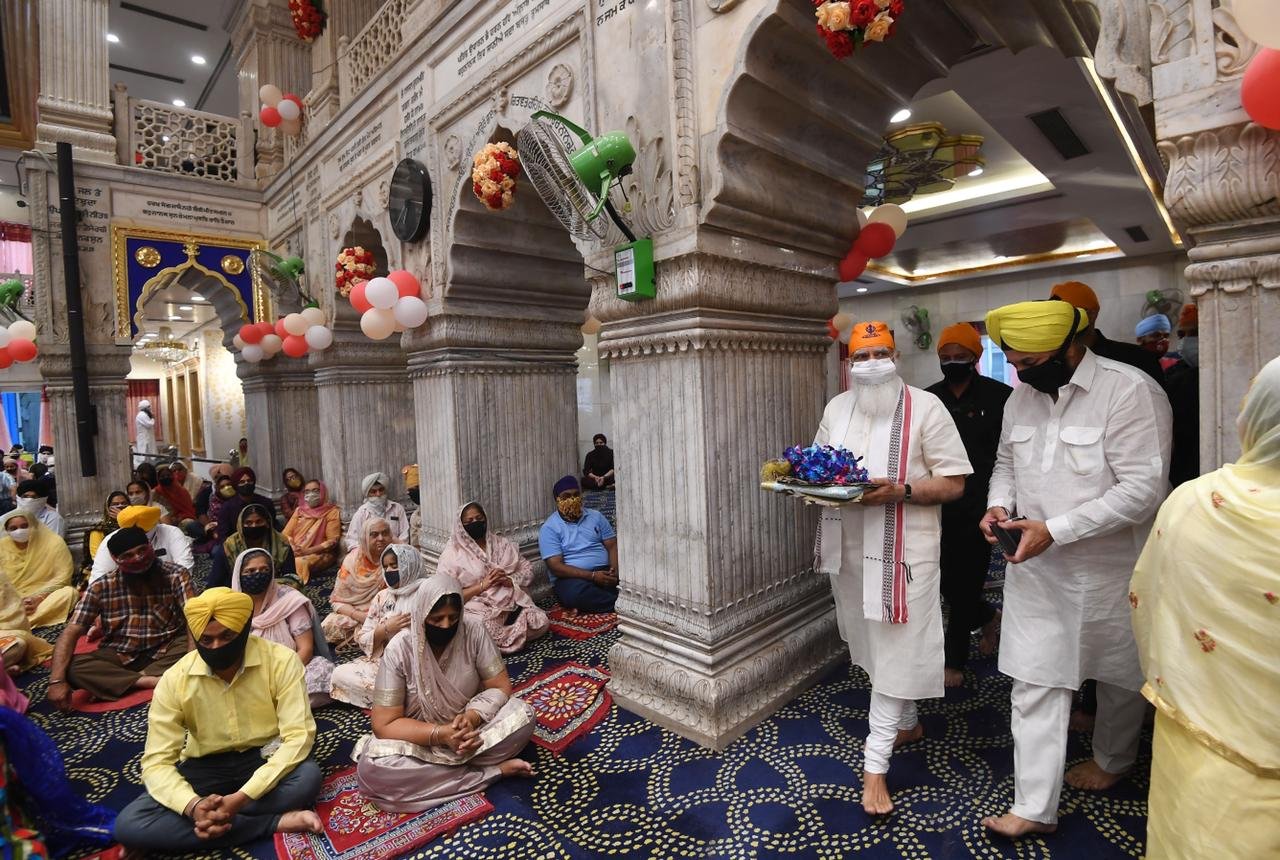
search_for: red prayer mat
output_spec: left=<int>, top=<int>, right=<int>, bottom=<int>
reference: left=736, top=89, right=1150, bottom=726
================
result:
left=514, top=661, right=611, bottom=754
left=69, top=687, right=153, bottom=713
left=274, top=767, right=492, bottom=860
left=546, top=606, right=617, bottom=640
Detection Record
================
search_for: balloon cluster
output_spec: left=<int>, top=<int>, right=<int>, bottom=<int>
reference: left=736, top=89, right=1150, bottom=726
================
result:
left=782, top=444, right=869, bottom=485
left=349, top=271, right=426, bottom=340
left=827, top=312, right=853, bottom=341
left=838, top=204, right=907, bottom=282
left=0, top=319, right=38, bottom=369
left=234, top=308, right=333, bottom=363
left=258, top=85, right=304, bottom=136
left=1238, top=1, right=1280, bottom=129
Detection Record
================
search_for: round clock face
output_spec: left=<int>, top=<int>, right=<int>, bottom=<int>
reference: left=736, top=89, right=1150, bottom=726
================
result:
left=388, top=158, right=431, bottom=242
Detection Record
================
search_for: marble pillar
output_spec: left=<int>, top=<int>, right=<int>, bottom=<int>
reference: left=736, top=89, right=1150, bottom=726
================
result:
left=595, top=253, right=843, bottom=750
left=35, top=0, right=116, bottom=161
left=229, top=0, right=312, bottom=178
left=239, top=361, right=323, bottom=498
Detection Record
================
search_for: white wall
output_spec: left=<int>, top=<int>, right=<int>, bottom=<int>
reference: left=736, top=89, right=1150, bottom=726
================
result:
left=838, top=253, right=1189, bottom=389
left=198, top=330, right=245, bottom=461
left=576, top=333, right=613, bottom=465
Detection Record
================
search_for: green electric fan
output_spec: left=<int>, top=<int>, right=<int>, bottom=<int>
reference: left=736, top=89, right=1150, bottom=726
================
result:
left=517, top=111, right=655, bottom=300
left=248, top=249, right=319, bottom=313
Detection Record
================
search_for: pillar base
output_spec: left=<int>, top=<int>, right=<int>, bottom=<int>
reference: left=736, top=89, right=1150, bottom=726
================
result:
left=607, top=588, right=843, bottom=751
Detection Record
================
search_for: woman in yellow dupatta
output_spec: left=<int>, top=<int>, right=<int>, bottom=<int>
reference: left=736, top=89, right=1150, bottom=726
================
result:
left=0, top=510, right=76, bottom=627
left=0, top=569, right=51, bottom=672
left=1130, top=355, right=1280, bottom=860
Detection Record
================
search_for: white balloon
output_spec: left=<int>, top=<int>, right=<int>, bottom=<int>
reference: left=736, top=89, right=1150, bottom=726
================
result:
left=364, top=277, right=399, bottom=310
left=856, top=209, right=869, bottom=230
left=392, top=296, right=429, bottom=329
left=7, top=320, right=36, bottom=341
left=868, top=204, right=908, bottom=238
left=304, top=325, right=333, bottom=351
left=241, top=344, right=264, bottom=363
left=283, top=312, right=309, bottom=336
left=258, top=84, right=282, bottom=107
left=360, top=308, right=397, bottom=340
left=232, top=334, right=246, bottom=350
left=392, top=320, right=407, bottom=333
left=260, top=333, right=282, bottom=355
left=301, top=306, right=327, bottom=327
left=1235, top=0, right=1280, bottom=50
left=831, top=312, right=852, bottom=332
left=277, top=99, right=300, bottom=121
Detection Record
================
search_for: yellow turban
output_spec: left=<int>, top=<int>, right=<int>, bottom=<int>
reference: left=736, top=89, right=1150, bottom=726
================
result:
left=849, top=320, right=895, bottom=351
left=402, top=464, right=420, bottom=491
left=937, top=323, right=983, bottom=359
left=986, top=301, right=1088, bottom=353
left=184, top=587, right=253, bottom=638
left=117, top=504, right=161, bottom=532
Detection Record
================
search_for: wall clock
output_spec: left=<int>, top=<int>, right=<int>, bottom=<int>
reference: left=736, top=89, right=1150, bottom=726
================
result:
left=387, top=158, right=431, bottom=242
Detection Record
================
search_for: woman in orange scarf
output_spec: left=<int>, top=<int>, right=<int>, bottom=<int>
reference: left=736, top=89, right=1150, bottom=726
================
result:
left=282, top=479, right=342, bottom=573
left=320, top=517, right=391, bottom=646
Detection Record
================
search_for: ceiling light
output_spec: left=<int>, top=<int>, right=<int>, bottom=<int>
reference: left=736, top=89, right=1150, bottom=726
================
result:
left=856, top=287, right=869, bottom=293
left=169, top=315, right=181, bottom=321
left=890, top=108, right=911, bottom=123
left=161, top=135, right=170, bottom=142
left=179, top=305, right=193, bottom=311
left=191, top=55, right=206, bottom=65
left=968, top=166, right=984, bottom=177
left=172, top=99, right=186, bottom=107
left=107, top=32, right=119, bottom=43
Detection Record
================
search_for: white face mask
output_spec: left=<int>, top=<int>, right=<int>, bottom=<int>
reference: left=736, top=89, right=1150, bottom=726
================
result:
left=6, top=527, right=30, bottom=542
left=16, top=497, right=45, bottom=514
left=366, top=495, right=388, bottom=514
left=304, top=491, right=322, bottom=506
left=128, top=494, right=147, bottom=506
left=850, top=358, right=898, bottom=385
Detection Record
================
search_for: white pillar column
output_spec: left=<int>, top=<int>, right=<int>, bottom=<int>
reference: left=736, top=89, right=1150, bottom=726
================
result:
left=35, top=0, right=116, bottom=161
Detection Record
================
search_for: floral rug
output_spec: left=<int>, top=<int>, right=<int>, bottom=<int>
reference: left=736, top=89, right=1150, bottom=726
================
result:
left=546, top=607, right=617, bottom=640
left=514, top=662, right=611, bottom=754
left=273, top=767, right=492, bottom=860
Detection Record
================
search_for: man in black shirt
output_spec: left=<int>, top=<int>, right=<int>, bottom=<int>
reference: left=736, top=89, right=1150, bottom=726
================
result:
left=1165, top=303, right=1200, bottom=487
left=926, top=323, right=1013, bottom=687
left=1049, top=281, right=1165, bottom=387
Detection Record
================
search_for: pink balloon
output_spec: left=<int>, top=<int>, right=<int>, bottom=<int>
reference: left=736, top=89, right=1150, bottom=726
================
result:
left=274, top=318, right=290, bottom=339
left=255, top=321, right=275, bottom=339
left=259, top=105, right=282, bottom=128
left=0, top=348, right=11, bottom=369
left=387, top=269, right=420, bottom=299
left=350, top=280, right=373, bottom=314
left=282, top=334, right=309, bottom=358
left=239, top=323, right=263, bottom=345
left=8, top=338, right=36, bottom=362
left=1242, top=48, right=1280, bottom=130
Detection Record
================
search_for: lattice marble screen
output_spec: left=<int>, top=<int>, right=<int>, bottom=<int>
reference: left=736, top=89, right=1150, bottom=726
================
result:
left=345, top=0, right=406, bottom=97
left=133, top=102, right=242, bottom=184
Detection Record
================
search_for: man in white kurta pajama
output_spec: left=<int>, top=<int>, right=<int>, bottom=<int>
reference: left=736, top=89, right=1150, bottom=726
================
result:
left=814, top=321, right=971, bottom=815
left=979, top=300, right=1171, bottom=838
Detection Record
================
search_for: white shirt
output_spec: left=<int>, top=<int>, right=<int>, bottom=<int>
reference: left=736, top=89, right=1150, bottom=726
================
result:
left=342, top=500, right=409, bottom=552
left=988, top=350, right=1172, bottom=690
left=36, top=506, right=66, bottom=540
left=89, top=522, right=194, bottom=584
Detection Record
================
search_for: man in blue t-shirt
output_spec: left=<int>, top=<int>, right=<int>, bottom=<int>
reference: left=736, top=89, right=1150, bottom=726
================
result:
left=538, top=475, right=618, bottom=614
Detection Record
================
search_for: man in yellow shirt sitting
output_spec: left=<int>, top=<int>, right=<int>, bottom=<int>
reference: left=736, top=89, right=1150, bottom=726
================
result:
left=113, top=588, right=323, bottom=854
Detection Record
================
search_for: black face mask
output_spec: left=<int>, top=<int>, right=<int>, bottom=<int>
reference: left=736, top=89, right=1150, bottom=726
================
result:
left=940, top=361, right=974, bottom=384
left=236, top=483, right=256, bottom=497
left=383, top=568, right=400, bottom=588
left=197, top=624, right=252, bottom=671
left=407, top=487, right=420, bottom=506
left=158, top=477, right=174, bottom=486
left=463, top=520, right=487, bottom=542
left=1010, top=309, right=1081, bottom=395
left=240, top=570, right=273, bottom=594
left=424, top=621, right=458, bottom=648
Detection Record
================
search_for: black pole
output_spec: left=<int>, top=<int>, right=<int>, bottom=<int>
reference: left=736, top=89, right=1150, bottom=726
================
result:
left=56, top=142, right=97, bottom=477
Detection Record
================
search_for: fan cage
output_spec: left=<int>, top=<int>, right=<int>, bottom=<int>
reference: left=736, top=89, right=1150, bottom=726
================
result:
left=516, top=117, right=610, bottom=243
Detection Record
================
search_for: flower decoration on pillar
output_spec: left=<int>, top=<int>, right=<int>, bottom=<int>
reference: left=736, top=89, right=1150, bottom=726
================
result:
left=288, top=0, right=326, bottom=42
left=335, top=246, right=376, bottom=298
left=814, top=0, right=903, bottom=60
left=471, top=142, right=521, bottom=211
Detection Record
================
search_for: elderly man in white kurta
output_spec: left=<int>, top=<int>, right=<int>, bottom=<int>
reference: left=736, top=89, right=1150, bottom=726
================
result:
left=979, top=300, right=1171, bottom=838
left=813, top=321, right=971, bottom=816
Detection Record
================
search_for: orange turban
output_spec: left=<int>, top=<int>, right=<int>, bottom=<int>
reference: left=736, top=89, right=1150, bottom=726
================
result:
left=1177, top=303, right=1198, bottom=332
left=849, top=320, right=894, bottom=352
left=1050, top=281, right=1100, bottom=319
left=936, top=323, right=983, bottom=359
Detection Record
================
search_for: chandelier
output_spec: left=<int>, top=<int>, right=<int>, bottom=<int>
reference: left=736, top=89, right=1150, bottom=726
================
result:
left=861, top=122, right=984, bottom=207
left=139, top=327, right=192, bottom=365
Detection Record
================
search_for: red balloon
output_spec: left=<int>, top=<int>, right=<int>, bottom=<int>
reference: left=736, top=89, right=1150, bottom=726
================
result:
left=239, top=323, right=263, bottom=344
left=350, top=280, right=373, bottom=314
left=259, top=105, right=282, bottom=128
left=255, top=321, right=275, bottom=339
left=283, top=93, right=304, bottom=113
left=387, top=269, right=420, bottom=299
left=282, top=334, right=309, bottom=358
left=274, top=318, right=289, bottom=339
left=1242, top=49, right=1280, bottom=130
left=855, top=223, right=896, bottom=259
left=0, top=348, right=11, bottom=369
left=8, top=339, right=36, bottom=362
left=826, top=320, right=840, bottom=340
left=838, top=250, right=870, bottom=282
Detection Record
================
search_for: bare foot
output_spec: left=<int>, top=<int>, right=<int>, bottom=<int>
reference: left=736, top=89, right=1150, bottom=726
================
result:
left=499, top=758, right=535, bottom=778
left=275, top=810, right=322, bottom=833
left=979, top=610, right=1002, bottom=655
left=894, top=723, right=924, bottom=749
left=861, top=771, right=893, bottom=815
left=133, top=676, right=161, bottom=690
left=981, top=812, right=1056, bottom=838
left=1065, top=759, right=1125, bottom=791
left=561, top=607, right=579, bottom=619
left=944, top=667, right=965, bottom=688
left=1068, top=709, right=1096, bottom=733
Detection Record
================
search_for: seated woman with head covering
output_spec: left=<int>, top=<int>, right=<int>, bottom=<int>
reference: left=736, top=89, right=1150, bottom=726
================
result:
left=438, top=502, right=548, bottom=655
left=321, top=518, right=392, bottom=646
left=282, top=480, right=342, bottom=574
left=80, top=491, right=128, bottom=586
left=151, top=463, right=199, bottom=534
left=214, top=467, right=276, bottom=543
left=0, top=569, right=53, bottom=673
left=355, top=574, right=535, bottom=812
left=209, top=503, right=305, bottom=590
left=342, top=472, right=408, bottom=552
left=278, top=468, right=306, bottom=522
left=196, top=463, right=234, bottom=526
left=330, top=544, right=427, bottom=708
left=0, top=510, right=77, bottom=627
left=231, top=548, right=334, bottom=708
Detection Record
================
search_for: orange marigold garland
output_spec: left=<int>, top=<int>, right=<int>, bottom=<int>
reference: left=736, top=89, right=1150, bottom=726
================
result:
left=814, top=0, right=903, bottom=60
left=335, top=246, right=375, bottom=298
left=471, top=142, right=521, bottom=211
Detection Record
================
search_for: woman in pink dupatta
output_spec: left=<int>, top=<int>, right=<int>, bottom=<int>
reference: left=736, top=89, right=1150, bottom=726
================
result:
left=282, top=479, right=342, bottom=573
left=330, top=543, right=427, bottom=708
left=355, top=574, right=535, bottom=812
left=231, top=548, right=334, bottom=707
left=321, top=517, right=391, bottom=645
left=437, top=501, right=548, bottom=655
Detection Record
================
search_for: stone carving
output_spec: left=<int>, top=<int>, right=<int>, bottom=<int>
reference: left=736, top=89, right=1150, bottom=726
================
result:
left=376, top=178, right=391, bottom=210
left=443, top=135, right=462, bottom=169
left=1158, top=123, right=1280, bottom=228
left=1212, top=2, right=1257, bottom=78
left=670, top=0, right=700, bottom=205
left=1075, top=0, right=1153, bottom=106
left=1150, top=0, right=1195, bottom=65
left=620, top=116, right=675, bottom=237
left=328, top=213, right=340, bottom=239
left=705, top=0, right=742, bottom=12
left=545, top=63, right=574, bottom=108
left=1185, top=254, right=1280, bottom=295
left=344, top=0, right=407, bottom=98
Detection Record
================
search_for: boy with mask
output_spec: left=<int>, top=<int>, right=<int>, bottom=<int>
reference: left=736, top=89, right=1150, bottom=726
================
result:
left=342, top=472, right=408, bottom=552
left=114, top=588, right=323, bottom=853
left=46, top=525, right=195, bottom=708
left=539, top=476, right=619, bottom=614
left=925, top=323, right=1011, bottom=687
left=15, top=479, right=66, bottom=539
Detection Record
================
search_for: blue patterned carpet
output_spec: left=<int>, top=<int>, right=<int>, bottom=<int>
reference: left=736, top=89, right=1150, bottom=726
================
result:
left=18, top=557, right=1149, bottom=859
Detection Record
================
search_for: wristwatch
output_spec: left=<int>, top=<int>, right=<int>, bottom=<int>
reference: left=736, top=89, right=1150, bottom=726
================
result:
left=903, top=483, right=912, bottom=502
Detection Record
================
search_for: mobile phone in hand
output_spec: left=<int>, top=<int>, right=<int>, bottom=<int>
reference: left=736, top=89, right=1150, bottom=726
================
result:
left=991, top=516, right=1026, bottom=557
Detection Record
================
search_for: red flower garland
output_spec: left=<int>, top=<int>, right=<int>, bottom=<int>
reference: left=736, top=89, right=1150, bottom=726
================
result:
left=334, top=246, right=375, bottom=298
left=288, top=0, right=326, bottom=42
left=813, top=0, right=903, bottom=60
left=471, top=142, right=522, bottom=211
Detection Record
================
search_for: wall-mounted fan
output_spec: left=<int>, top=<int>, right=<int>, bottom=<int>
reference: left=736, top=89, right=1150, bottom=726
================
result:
left=1141, top=288, right=1182, bottom=320
left=900, top=305, right=932, bottom=350
left=249, top=249, right=312, bottom=310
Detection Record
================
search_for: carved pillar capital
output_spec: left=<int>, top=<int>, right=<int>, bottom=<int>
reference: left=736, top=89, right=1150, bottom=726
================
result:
left=1159, top=123, right=1280, bottom=241
left=35, top=0, right=116, bottom=161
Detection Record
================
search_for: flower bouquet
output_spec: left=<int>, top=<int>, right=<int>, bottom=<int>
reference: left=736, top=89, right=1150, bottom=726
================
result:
left=335, top=246, right=375, bottom=298
left=471, top=142, right=521, bottom=211
left=761, top=445, right=873, bottom=504
left=288, top=0, right=326, bottom=42
left=814, top=0, right=903, bottom=60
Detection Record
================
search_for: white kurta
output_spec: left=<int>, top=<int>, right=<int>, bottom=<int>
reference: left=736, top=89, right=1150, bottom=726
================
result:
left=88, top=522, right=194, bottom=584
left=988, top=351, right=1171, bottom=692
left=343, top=500, right=410, bottom=551
left=815, top=383, right=972, bottom=700
left=135, top=410, right=156, bottom=455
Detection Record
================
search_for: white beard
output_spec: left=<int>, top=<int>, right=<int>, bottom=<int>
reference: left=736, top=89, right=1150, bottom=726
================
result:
left=852, top=376, right=903, bottom=419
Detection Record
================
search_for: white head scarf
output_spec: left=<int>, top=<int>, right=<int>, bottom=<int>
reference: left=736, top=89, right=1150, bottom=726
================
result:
left=1238, top=356, right=1280, bottom=471
left=362, top=472, right=389, bottom=497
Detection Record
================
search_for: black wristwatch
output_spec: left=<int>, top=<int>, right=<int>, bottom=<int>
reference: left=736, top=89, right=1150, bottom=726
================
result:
left=903, top=483, right=912, bottom=502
